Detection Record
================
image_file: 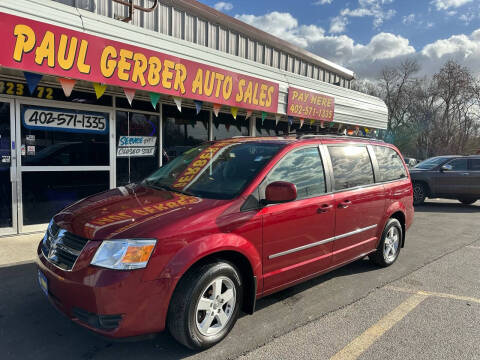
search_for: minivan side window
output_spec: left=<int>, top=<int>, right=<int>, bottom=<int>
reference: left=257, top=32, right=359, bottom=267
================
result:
left=373, top=146, right=407, bottom=182
left=328, top=146, right=374, bottom=190
left=266, top=147, right=326, bottom=200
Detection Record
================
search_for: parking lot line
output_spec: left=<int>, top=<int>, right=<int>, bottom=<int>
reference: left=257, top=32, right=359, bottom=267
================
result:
left=329, top=293, right=428, bottom=360
left=386, top=286, right=480, bottom=304
left=466, top=246, right=480, bottom=249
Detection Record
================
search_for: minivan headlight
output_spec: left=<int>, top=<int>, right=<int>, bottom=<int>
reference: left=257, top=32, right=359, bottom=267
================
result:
left=91, top=239, right=157, bottom=270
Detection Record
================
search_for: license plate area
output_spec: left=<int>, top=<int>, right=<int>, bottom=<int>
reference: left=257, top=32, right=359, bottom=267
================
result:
left=38, top=270, right=48, bottom=296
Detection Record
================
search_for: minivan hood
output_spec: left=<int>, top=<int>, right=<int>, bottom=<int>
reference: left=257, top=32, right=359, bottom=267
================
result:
left=53, top=184, right=226, bottom=240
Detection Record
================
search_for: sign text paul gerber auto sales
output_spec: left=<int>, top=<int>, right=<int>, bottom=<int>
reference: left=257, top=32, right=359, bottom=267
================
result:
left=0, top=13, right=279, bottom=113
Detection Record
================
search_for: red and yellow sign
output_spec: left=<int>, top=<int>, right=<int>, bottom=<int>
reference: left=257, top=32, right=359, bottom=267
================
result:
left=0, top=13, right=279, bottom=113
left=287, top=87, right=334, bottom=122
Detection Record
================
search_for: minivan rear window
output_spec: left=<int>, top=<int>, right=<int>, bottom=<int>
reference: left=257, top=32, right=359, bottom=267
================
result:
left=373, top=146, right=407, bottom=182
left=328, top=146, right=374, bottom=190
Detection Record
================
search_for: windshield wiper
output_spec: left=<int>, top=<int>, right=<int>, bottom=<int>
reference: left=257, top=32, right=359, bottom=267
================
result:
left=143, top=180, right=193, bottom=196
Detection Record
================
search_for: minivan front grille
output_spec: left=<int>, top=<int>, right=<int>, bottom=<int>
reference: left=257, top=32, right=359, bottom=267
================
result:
left=41, top=222, right=89, bottom=271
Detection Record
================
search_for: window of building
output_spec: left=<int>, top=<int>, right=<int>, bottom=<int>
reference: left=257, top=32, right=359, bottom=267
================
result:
left=163, top=104, right=209, bottom=160
left=213, top=112, right=249, bottom=140
left=20, top=105, right=109, bottom=167
left=329, top=146, right=374, bottom=190
left=266, top=147, right=326, bottom=200
left=255, top=118, right=289, bottom=137
left=116, top=111, right=160, bottom=186
left=373, top=146, right=407, bottom=182
left=22, top=171, right=109, bottom=225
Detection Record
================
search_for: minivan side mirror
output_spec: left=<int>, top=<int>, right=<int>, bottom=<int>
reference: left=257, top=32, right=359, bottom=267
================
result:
left=264, top=181, right=297, bottom=204
left=441, top=164, right=453, bottom=172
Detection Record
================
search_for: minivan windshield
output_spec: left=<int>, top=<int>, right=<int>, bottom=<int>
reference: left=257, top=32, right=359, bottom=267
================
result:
left=414, top=156, right=450, bottom=170
left=144, top=141, right=284, bottom=199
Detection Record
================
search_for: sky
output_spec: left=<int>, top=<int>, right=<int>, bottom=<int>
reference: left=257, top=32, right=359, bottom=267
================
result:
left=200, top=0, right=480, bottom=79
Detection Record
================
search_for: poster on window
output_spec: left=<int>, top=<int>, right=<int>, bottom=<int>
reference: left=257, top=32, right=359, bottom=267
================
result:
left=117, top=136, right=157, bottom=157
left=21, top=105, right=109, bottom=134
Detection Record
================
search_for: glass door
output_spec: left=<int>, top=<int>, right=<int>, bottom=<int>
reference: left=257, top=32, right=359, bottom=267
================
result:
left=16, top=99, right=114, bottom=233
left=116, top=111, right=161, bottom=187
left=0, top=99, right=17, bottom=235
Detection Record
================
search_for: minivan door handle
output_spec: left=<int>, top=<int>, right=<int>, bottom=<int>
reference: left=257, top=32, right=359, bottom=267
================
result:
left=317, top=204, right=333, bottom=213
left=338, top=200, right=352, bottom=209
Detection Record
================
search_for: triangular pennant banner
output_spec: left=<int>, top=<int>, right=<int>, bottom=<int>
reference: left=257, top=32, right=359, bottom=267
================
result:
left=365, top=127, right=370, bottom=134
left=275, top=115, right=281, bottom=126
left=299, top=119, right=304, bottom=129
left=310, top=119, right=315, bottom=127
left=93, top=83, right=107, bottom=99
left=261, top=112, right=267, bottom=125
left=194, top=100, right=203, bottom=115
left=288, top=116, right=294, bottom=126
left=124, top=88, right=136, bottom=106
left=246, top=110, right=253, bottom=120
left=173, top=97, right=182, bottom=112
left=24, top=72, right=43, bottom=94
left=329, top=121, right=335, bottom=128
left=58, top=78, right=76, bottom=98
left=149, top=92, right=161, bottom=109
left=321, top=121, right=325, bottom=128
left=231, top=107, right=238, bottom=120
left=213, top=104, right=221, bottom=117
left=225, top=123, right=231, bottom=131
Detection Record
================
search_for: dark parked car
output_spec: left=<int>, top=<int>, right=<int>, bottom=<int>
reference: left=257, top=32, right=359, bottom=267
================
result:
left=410, top=155, right=480, bottom=205
left=403, top=157, right=418, bottom=168
left=37, top=136, right=413, bottom=349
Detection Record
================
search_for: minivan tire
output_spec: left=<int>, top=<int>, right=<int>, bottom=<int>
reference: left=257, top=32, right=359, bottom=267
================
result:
left=413, top=182, right=427, bottom=205
left=370, top=218, right=402, bottom=267
left=167, top=261, right=243, bottom=350
left=459, top=198, right=477, bottom=205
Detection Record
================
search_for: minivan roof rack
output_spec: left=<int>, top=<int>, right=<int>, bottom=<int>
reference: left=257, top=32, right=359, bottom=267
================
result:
left=297, top=134, right=385, bottom=142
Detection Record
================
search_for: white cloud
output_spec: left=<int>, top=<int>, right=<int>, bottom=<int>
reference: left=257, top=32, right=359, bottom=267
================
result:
left=459, top=12, right=476, bottom=24
left=421, top=31, right=480, bottom=59
left=338, top=0, right=396, bottom=30
left=234, top=10, right=480, bottom=79
left=314, top=0, right=333, bottom=4
left=214, top=2, right=233, bottom=12
left=431, top=0, right=473, bottom=11
left=330, top=16, right=348, bottom=33
left=402, top=14, right=415, bottom=25
left=235, top=12, right=325, bottom=48
left=417, top=29, right=480, bottom=77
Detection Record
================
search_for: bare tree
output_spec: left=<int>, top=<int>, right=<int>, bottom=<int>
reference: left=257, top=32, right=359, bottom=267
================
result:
left=354, top=59, right=480, bottom=159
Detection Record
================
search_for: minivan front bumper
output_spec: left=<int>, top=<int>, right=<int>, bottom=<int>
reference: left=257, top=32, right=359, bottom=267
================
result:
left=36, top=242, right=172, bottom=338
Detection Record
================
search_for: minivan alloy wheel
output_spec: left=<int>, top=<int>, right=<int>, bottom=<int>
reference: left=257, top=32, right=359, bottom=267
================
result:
left=383, top=227, right=400, bottom=263
left=195, top=276, right=236, bottom=336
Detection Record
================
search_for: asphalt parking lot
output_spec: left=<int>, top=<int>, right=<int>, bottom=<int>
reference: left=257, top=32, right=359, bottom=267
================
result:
left=0, top=199, right=479, bottom=360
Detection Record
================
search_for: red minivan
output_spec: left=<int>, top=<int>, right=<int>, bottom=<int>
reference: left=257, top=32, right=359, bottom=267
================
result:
left=36, top=135, right=414, bottom=349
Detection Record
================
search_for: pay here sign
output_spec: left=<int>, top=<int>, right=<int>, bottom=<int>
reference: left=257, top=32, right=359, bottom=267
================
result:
left=287, top=87, right=335, bottom=122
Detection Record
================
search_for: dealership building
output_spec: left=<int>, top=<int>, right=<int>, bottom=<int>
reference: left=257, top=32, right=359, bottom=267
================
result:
left=0, top=0, right=388, bottom=235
